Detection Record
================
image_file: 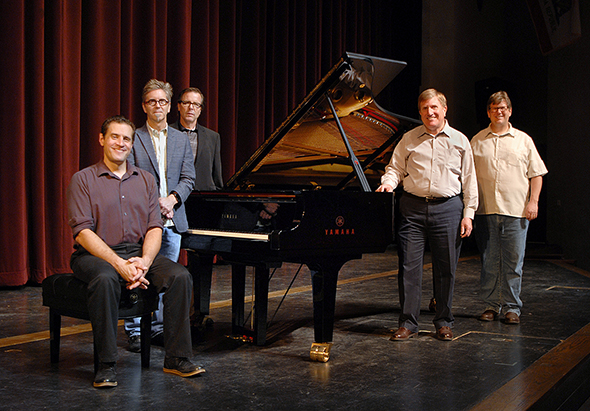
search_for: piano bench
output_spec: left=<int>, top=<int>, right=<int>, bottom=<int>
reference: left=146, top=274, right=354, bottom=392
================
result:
left=41, top=273, right=159, bottom=373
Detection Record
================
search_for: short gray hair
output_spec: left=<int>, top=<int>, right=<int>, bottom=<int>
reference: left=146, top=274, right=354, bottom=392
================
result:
left=142, top=79, right=173, bottom=102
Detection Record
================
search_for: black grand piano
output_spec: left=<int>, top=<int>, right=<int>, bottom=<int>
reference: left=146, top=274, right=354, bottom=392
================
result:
left=184, top=52, right=415, bottom=362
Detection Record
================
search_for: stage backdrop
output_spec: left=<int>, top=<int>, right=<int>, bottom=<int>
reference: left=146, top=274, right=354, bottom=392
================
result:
left=0, top=0, right=421, bottom=286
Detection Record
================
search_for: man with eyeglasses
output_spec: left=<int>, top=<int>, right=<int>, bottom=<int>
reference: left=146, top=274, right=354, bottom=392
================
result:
left=171, top=87, right=223, bottom=192
left=171, top=87, right=223, bottom=330
left=124, top=79, right=196, bottom=351
left=471, top=91, right=547, bottom=325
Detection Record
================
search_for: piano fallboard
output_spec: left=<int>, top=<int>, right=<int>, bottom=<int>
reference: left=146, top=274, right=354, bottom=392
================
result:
left=184, top=190, right=393, bottom=263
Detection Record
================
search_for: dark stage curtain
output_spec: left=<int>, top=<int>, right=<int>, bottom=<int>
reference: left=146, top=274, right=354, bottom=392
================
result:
left=0, top=0, right=421, bottom=286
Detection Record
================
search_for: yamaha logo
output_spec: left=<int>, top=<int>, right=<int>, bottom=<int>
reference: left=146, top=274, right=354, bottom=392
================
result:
left=325, top=216, right=355, bottom=236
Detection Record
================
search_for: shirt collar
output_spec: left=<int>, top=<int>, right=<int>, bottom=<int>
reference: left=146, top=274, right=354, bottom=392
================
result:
left=97, top=159, right=138, bottom=179
left=486, top=123, right=515, bottom=138
left=147, top=122, right=168, bottom=138
left=179, top=122, right=198, bottom=133
left=440, top=120, right=453, bottom=137
left=420, top=119, right=451, bottom=138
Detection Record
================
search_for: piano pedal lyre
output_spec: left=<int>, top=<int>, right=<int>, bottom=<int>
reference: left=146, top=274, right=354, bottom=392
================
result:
left=310, top=342, right=333, bottom=362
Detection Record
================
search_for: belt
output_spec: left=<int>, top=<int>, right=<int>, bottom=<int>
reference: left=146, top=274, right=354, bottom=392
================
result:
left=403, top=191, right=456, bottom=203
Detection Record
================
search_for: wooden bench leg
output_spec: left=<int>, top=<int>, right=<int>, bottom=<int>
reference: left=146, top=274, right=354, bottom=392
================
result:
left=140, top=313, right=151, bottom=368
left=49, top=308, right=61, bottom=364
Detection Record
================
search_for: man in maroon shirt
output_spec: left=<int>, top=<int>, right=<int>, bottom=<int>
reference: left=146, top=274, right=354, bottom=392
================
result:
left=67, top=115, right=205, bottom=388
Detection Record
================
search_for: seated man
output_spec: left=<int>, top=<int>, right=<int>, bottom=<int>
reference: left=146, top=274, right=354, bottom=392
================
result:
left=66, top=115, right=205, bottom=388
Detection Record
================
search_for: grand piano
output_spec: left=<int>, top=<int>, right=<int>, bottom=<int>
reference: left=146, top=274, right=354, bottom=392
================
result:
left=184, top=52, right=416, bottom=362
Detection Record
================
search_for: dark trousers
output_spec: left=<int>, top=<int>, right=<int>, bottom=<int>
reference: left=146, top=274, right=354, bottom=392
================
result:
left=187, top=251, right=214, bottom=318
left=70, top=243, right=193, bottom=363
left=181, top=234, right=216, bottom=319
left=397, top=193, right=463, bottom=331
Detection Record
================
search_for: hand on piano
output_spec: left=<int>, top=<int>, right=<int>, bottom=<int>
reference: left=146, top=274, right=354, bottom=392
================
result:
left=376, top=184, right=394, bottom=192
left=259, top=203, right=279, bottom=219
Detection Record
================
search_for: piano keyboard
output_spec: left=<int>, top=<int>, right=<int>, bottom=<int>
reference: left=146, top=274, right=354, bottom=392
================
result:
left=186, top=228, right=270, bottom=242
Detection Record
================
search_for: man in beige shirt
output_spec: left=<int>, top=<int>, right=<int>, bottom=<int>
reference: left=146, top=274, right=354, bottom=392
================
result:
left=471, top=91, right=547, bottom=324
left=377, top=88, right=478, bottom=341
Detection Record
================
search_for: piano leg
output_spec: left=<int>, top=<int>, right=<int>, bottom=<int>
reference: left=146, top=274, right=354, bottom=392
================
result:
left=308, top=260, right=346, bottom=362
left=186, top=251, right=214, bottom=326
left=230, top=263, right=270, bottom=346
left=253, top=266, right=269, bottom=345
left=231, top=264, right=246, bottom=338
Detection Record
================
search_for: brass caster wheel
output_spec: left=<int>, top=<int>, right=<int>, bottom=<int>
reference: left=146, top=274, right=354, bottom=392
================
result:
left=310, top=342, right=333, bottom=362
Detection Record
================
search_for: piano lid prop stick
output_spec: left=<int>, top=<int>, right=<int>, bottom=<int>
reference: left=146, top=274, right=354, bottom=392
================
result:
left=326, top=94, right=372, bottom=192
left=251, top=267, right=255, bottom=330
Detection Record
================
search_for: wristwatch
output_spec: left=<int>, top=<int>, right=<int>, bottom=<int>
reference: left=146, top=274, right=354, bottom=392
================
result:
left=171, top=191, right=181, bottom=205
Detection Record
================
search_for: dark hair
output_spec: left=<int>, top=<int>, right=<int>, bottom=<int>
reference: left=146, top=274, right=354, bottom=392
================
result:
left=178, top=87, right=205, bottom=107
left=101, top=115, right=136, bottom=141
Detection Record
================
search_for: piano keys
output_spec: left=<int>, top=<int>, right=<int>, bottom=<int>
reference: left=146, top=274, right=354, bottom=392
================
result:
left=183, top=52, right=417, bottom=361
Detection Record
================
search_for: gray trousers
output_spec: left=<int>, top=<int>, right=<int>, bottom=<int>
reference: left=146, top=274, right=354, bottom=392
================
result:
left=397, top=193, right=463, bottom=332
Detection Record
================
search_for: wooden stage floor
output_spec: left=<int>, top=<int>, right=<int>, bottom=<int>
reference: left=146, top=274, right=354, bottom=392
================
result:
left=1, top=245, right=590, bottom=410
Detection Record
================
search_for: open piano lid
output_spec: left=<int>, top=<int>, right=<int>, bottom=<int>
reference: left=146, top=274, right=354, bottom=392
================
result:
left=226, top=52, right=413, bottom=191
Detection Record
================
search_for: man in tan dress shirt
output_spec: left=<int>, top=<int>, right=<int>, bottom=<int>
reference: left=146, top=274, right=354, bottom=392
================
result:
left=377, top=89, right=478, bottom=341
left=471, top=91, right=547, bottom=324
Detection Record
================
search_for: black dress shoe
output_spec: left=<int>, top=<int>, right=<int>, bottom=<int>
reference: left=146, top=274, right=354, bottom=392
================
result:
left=128, top=335, right=141, bottom=353
left=94, top=362, right=117, bottom=388
left=191, top=313, right=206, bottom=328
left=390, top=327, right=417, bottom=341
left=191, top=314, right=215, bottom=332
left=163, top=357, right=206, bottom=377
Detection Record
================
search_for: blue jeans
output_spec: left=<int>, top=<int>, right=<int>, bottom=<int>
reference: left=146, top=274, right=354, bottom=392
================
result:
left=160, top=226, right=182, bottom=262
left=475, top=214, right=529, bottom=316
left=124, top=226, right=182, bottom=337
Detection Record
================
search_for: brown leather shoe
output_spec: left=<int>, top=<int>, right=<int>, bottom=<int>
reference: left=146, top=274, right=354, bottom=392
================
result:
left=390, top=327, right=417, bottom=341
left=478, top=310, right=497, bottom=322
left=504, top=312, right=520, bottom=324
left=436, top=326, right=453, bottom=341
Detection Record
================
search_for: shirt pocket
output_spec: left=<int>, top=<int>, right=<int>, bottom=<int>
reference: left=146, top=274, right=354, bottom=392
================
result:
left=505, top=151, right=526, bottom=167
left=500, top=150, right=528, bottom=177
left=437, top=145, right=463, bottom=176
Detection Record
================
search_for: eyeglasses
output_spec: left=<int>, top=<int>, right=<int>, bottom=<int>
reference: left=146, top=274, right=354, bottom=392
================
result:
left=144, top=99, right=169, bottom=107
left=179, top=101, right=203, bottom=109
left=489, top=106, right=509, bottom=113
